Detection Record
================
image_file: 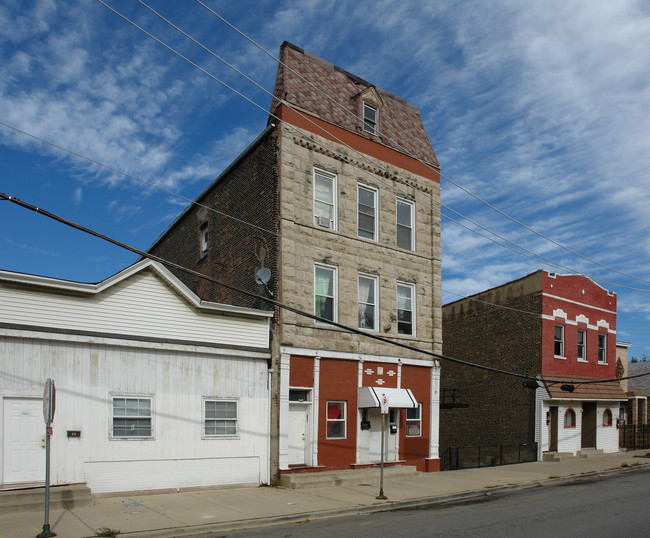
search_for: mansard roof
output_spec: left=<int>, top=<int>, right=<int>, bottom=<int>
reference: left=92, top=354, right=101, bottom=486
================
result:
left=271, top=42, right=438, bottom=167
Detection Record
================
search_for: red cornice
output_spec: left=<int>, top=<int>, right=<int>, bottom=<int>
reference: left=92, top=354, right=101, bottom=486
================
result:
left=276, top=104, right=440, bottom=183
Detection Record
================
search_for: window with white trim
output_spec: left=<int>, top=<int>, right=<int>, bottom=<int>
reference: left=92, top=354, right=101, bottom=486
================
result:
left=406, top=404, right=422, bottom=437
left=313, top=168, right=336, bottom=229
left=357, top=184, right=377, bottom=240
left=397, top=282, right=415, bottom=336
left=564, top=408, right=576, bottom=428
left=112, top=397, right=152, bottom=438
left=577, top=329, right=586, bottom=361
left=598, top=333, right=607, bottom=364
left=326, top=401, right=346, bottom=439
left=358, top=273, right=378, bottom=331
left=363, top=102, right=378, bottom=134
left=554, top=325, right=564, bottom=357
left=314, top=264, right=337, bottom=322
left=603, top=408, right=613, bottom=427
left=200, top=224, right=208, bottom=256
left=396, top=198, right=415, bottom=251
left=204, top=399, right=237, bottom=437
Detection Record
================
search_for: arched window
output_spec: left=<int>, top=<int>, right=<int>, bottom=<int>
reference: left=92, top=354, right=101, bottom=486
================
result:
left=603, top=408, right=613, bottom=427
left=564, top=408, right=576, bottom=428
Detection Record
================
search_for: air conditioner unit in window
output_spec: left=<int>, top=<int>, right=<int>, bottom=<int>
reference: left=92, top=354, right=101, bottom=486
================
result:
left=315, top=215, right=332, bottom=228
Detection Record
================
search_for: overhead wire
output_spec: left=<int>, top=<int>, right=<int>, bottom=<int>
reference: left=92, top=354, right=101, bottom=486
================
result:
left=2, top=191, right=647, bottom=388
left=193, top=0, right=650, bottom=288
left=109, top=0, right=650, bottom=293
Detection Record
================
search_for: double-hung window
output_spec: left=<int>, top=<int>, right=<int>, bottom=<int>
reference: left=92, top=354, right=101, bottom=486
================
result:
left=396, top=198, right=415, bottom=251
left=313, top=168, right=336, bottom=229
left=598, top=333, right=607, bottom=364
left=200, top=224, right=208, bottom=256
left=363, top=102, right=378, bottom=134
left=357, top=184, right=377, bottom=240
left=112, top=397, right=152, bottom=438
left=397, top=282, right=415, bottom=335
left=314, top=264, right=337, bottom=322
left=577, top=330, right=586, bottom=361
left=406, top=404, right=422, bottom=437
left=326, top=401, right=346, bottom=439
left=554, top=325, right=564, bottom=357
left=204, top=399, right=237, bottom=437
left=358, top=274, right=378, bottom=331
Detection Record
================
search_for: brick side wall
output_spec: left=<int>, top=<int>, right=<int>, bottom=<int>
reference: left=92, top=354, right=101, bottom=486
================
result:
left=400, top=364, right=431, bottom=468
left=149, top=130, right=280, bottom=312
left=440, top=293, right=542, bottom=456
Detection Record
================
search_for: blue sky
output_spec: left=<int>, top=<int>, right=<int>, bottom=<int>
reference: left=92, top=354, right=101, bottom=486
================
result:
left=1, top=0, right=650, bottom=358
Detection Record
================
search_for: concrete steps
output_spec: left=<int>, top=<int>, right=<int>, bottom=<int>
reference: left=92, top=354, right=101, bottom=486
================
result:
left=0, top=484, right=93, bottom=515
left=280, top=465, right=420, bottom=489
left=543, top=449, right=605, bottom=462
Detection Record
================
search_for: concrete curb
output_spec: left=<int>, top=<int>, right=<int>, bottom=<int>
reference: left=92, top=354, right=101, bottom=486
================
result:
left=105, top=462, right=650, bottom=538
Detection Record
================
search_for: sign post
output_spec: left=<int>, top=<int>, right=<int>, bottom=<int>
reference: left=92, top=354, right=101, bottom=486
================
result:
left=38, top=378, right=56, bottom=538
left=376, top=393, right=389, bottom=500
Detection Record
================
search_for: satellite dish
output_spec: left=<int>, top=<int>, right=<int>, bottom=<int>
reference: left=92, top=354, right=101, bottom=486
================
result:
left=255, top=268, right=271, bottom=285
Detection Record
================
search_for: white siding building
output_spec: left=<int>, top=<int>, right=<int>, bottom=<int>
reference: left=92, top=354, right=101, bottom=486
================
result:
left=0, top=260, right=273, bottom=494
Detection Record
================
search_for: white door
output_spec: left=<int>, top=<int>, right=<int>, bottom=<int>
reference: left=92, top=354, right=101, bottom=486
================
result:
left=288, top=404, right=309, bottom=465
left=3, top=398, right=45, bottom=484
left=367, top=409, right=398, bottom=462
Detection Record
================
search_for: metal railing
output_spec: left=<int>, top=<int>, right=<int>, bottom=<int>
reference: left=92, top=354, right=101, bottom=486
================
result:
left=619, top=424, right=650, bottom=450
left=441, top=443, right=538, bottom=471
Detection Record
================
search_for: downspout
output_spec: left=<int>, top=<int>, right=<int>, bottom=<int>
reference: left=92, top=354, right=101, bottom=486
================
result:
left=267, top=367, right=274, bottom=484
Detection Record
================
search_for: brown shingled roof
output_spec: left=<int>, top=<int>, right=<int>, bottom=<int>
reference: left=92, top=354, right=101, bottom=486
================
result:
left=544, top=376, right=627, bottom=401
left=271, top=42, right=438, bottom=167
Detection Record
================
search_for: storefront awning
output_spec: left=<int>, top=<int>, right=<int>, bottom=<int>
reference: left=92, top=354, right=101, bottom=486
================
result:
left=358, top=386, right=418, bottom=409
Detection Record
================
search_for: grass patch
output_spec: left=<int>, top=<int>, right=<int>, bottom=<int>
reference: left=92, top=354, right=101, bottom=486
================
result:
left=633, top=452, right=650, bottom=459
left=96, top=528, right=121, bottom=537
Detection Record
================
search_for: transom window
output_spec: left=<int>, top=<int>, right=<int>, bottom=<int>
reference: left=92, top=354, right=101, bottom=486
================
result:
left=577, top=329, right=586, bottom=361
left=112, top=397, right=152, bottom=438
left=204, top=399, right=237, bottom=437
left=396, top=198, right=415, bottom=251
left=326, top=401, right=347, bottom=439
left=554, top=325, right=564, bottom=357
left=358, top=184, right=377, bottom=240
left=358, top=273, right=378, bottom=331
left=397, top=282, right=415, bottom=336
left=313, top=168, right=336, bottom=229
left=598, top=333, right=607, bottom=364
left=363, top=102, right=378, bottom=134
left=406, top=404, right=422, bottom=437
left=314, top=264, right=337, bottom=322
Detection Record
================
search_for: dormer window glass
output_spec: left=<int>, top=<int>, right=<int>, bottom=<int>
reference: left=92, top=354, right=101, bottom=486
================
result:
left=363, top=102, right=378, bottom=134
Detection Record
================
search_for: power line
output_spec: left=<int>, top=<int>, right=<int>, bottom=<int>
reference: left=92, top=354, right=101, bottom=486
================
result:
left=108, top=0, right=650, bottom=293
left=193, top=0, right=650, bottom=288
left=2, top=191, right=645, bottom=388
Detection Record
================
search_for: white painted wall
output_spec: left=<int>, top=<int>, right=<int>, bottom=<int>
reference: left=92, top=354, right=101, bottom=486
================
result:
left=596, top=403, right=620, bottom=453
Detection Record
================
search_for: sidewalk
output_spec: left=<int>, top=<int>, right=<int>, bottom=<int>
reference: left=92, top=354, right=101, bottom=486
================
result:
left=4, top=450, right=649, bottom=538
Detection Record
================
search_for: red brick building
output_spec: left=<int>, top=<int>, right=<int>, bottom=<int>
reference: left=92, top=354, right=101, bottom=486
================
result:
left=149, top=43, right=443, bottom=477
left=441, top=270, right=627, bottom=466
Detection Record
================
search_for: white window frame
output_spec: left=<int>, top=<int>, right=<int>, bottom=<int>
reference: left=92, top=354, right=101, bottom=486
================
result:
left=358, top=273, right=379, bottom=331
left=313, top=168, right=337, bottom=230
left=577, top=329, right=587, bottom=362
left=554, top=325, right=565, bottom=358
left=598, top=333, right=607, bottom=364
left=326, top=401, right=347, bottom=439
left=363, top=102, right=378, bottom=134
left=397, top=281, right=416, bottom=336
left=314, top=263, right=338, bottom=323
left=111, top=395, right=153, bottom=440
left=203, top=398, right=238, bottom=438
left=357, top=183, right=378, bottom=241
left=406, top=403, right=422, bottom=437
left=396, top=197, right=415, bottom=251
left=200, top=224, right=208, bottom=255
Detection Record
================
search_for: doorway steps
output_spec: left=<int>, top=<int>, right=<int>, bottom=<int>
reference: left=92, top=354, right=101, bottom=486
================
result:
left=543, top=448, right=605, bottom=462
left=0, top=484, right=93, bottom=515
left=279, top=465, right=419, bottom=489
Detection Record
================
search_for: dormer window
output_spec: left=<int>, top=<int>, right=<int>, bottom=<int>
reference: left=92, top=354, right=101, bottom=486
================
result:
left=363, top=102, right=378, bottom=134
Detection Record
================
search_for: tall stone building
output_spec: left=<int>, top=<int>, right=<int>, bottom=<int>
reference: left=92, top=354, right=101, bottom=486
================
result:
left=149, top=42, right=442, bottom=477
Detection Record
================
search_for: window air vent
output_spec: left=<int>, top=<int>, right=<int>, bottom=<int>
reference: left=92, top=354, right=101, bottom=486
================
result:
left=315, top=215, right=332, bottom=228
